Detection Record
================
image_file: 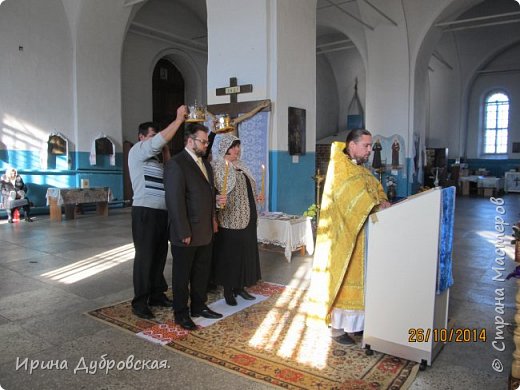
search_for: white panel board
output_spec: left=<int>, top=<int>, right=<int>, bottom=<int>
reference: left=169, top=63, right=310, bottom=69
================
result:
left=363, top=189, right=448, bottom=364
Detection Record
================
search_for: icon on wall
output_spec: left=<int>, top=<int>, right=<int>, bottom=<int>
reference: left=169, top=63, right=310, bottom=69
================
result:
left=288, top=107, right=306, bottom=156
left=48, top=134, right=67, bottom=155
left=160, top=68, right=168, bottom=80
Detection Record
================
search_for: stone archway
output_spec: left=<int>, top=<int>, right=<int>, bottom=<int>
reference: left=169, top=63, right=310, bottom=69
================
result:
left=149, top=48, right=205, bottom=154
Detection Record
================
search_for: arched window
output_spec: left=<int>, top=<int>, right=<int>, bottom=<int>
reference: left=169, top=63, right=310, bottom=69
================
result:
left=483, top=91, right=509, bottom=154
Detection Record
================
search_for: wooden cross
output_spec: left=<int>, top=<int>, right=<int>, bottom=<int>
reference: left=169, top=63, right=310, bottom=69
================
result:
left=216, top=77, right=252, bottom=104
left=208, top=77, right=270, bottom=118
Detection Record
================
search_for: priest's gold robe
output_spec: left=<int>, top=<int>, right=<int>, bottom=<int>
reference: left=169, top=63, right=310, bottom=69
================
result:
left=307, top=141, right=388, bottom=324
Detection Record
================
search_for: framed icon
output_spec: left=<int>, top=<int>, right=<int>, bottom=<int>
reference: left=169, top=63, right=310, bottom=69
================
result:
left=288, top=107, right=305, bottom=156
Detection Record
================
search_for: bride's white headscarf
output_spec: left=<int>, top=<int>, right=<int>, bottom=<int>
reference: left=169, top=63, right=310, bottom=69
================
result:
left=2, top=167, right=17, bottom=185
left=211, top=134, right=256, bottom=195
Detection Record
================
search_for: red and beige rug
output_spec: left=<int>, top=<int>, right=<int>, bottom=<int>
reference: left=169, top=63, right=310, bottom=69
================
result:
left=88, top=282, right=418, bottom=389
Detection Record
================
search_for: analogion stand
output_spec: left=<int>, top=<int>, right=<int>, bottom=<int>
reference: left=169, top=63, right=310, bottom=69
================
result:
left=363, top=188, right=455, bottom=370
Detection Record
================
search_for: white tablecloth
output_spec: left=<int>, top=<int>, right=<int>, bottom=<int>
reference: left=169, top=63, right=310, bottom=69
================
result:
left=476, top=177, right=503, bottom=190
left=257, top=213, right=315, bottom=262
left=459, top=175, right=504, bottom=191
left=458, top=175, right=482, bottom=184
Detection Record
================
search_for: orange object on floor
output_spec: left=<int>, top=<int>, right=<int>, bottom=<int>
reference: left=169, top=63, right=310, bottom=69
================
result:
left=13, top=208, right=20, bottom=222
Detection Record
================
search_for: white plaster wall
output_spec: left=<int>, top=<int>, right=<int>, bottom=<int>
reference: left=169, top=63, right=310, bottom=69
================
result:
left=427, top=22, right=520, bottom=159
left=402, top=0, right=482, bottom=69
left=316, top=3, right=368, bottom=67
left=122, top=34, right=155, bottom=143
left=121, top=0, right=207, bottom=143
left=326, top=49, right=365, bottom=136
left=272, top=0, right=317, bottom=151
left=426, top=34, right=462, bottom=155
left=207, top=0, right=316, bottom=152
left=325, top=0, right=519, bottom=164
left=133, top=0, right=205, bottom=32
left=466, top=44, right=520, bottom=159
left=490, top=43, right=520, bottom=70
left=122, top=34, right=206, bottom=143
left=316, top=1, right=368, bottom=143
left=207, top=0, right=269, bottom=104
left=316, top=55, right=339, bottom=140
left=401, top=0, right=482, bottom=160
left=363, top=2, right=410, bottom=143
left=0, top=0, right=73, bottom=151
left=412, top=63, right=429, bottom=159
left=457, top=26, right=519, bottom=158
left=361, top=0, right=481, bottom=159
left=365, top=29, right=409, bottom=136
left=73, top=1, right=133, bottom=153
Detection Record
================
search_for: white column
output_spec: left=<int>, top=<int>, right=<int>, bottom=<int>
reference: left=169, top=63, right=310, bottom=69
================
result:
left=207, top=0, right=317, bottom=214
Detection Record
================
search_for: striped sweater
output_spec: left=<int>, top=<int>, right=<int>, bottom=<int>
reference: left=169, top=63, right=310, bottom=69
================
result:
left=128, top=134, right=168, bottom=210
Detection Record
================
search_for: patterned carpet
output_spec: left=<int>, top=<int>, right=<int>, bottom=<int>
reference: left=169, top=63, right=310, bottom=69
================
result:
left=88, top=282, right=418, bottom=389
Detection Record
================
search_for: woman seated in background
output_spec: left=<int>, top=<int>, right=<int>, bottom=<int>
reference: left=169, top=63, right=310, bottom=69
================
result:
left=1, top=167, right=32, bottom=223
left=211, top=134, right=263, bottom=305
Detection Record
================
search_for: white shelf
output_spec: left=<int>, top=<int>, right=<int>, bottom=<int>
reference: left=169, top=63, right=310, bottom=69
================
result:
left=505, top=172, right=520, bottom=193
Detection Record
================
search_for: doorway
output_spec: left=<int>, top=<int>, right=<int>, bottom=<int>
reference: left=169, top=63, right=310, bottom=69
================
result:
left=152, top=58, right=185, bottom=155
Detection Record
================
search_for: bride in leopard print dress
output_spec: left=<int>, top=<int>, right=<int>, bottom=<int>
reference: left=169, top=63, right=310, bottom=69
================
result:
left=211, top=134, right=264, bottom=306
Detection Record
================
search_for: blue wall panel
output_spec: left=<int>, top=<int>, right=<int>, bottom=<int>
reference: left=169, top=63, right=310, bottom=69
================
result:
left=1, top=150, right=123, bottom=217
left=269, top=151, right=315, bottom=215
left=452, top=158, right=520, bottom=177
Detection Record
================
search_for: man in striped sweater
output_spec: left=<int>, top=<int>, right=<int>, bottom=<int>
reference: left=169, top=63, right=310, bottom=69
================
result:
left=128, top=105, right=187, bottom=319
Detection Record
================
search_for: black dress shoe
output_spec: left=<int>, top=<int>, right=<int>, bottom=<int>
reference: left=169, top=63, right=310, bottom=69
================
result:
left=7, top=219, right=13, bottom=223
left=332, top=333, right=355, bottom=345
left=234, top=288, right=256, bottom=300
left=191, top=307, right=223, bottom=319
left=174, top=315, right=197, bottom=331
left=132, top=306, right=155, bottom=320
left=149, top=295, right=173, bottom=307
left=24, top=217, right=33, bottom=222
left=224, top=291, right=237, bottom=306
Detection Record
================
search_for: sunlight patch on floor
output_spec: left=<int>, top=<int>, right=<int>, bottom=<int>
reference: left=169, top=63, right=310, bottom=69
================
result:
left=41, top=243, right=134, bottom=284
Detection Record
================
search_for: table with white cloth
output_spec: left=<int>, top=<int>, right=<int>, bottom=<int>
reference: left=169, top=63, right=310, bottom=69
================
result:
left=459, top=175, right=503, bottom=196
left=257, top=213, right=315, bottom=262
left=476, top=176, right=503, bottom=196
left=46, top=187, right=112, bottom=222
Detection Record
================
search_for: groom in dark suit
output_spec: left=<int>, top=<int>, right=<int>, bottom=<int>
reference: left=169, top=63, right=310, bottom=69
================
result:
left=164, top=123, right=223, bottom=330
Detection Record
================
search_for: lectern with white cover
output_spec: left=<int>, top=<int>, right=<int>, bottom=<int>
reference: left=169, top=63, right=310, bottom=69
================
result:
left=363, top=188, right=455, bottom=368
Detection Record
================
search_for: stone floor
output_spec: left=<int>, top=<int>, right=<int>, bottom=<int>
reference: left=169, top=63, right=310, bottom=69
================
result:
left=0, top=194, right=517, bottom=389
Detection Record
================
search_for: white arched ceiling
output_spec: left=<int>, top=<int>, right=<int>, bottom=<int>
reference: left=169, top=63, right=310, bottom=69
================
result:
left=413, top=0, right=520, bottom=158
left=316, top=25, right=365, bottom=140
left=316, top=0, right=373, bottom=141
left=316, top=26, right=343, bottom=140
left=316, top=0, right=368, bottom=68
left=120, top=0, right=207, bottom=141
left=465, top=41, right=520, bottom=158
left=152, top=48, right=205, bottom=104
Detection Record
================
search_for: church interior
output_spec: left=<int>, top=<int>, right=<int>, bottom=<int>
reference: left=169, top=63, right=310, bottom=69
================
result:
left=1, top=0, right=520, bottom=388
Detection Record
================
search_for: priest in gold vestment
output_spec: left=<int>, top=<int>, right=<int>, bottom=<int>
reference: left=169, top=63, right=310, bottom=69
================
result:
left=307, top=129, right=390, bottom=345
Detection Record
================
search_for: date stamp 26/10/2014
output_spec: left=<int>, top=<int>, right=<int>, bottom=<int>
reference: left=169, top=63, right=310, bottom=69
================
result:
left=408, top=328, right=487, bottom=343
